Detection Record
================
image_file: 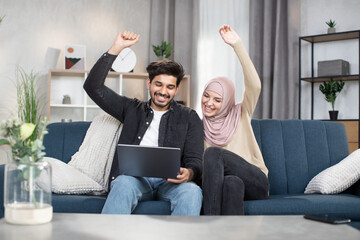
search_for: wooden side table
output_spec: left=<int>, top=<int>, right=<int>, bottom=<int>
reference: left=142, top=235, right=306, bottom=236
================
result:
left=338, top=120, right=359, bottom=153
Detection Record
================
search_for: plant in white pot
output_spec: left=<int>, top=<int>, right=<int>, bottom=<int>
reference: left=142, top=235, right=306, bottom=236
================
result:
left=319, top=78, right=345, bottom=121
left=62, top=94, right=71, bottom=104
left=326, top=19, right=336, bottom=34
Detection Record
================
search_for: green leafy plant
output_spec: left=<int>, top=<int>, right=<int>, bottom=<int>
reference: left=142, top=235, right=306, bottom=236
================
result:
left=326, top=19, right=336, bottom=28
left=0, top=119, right=48, bottom=163
left=15, top=67, right=42, bottom=141
left=1, top=67, right=48, bottom=209
left=0, top=119, right=48, bottom=208
left=319, top=78, right=345, bottom=111
left=0, top=15, right=5, bottom=24
left=63, top=94, right=70, bottom=98
left=152, top=41, right=173, bottom=59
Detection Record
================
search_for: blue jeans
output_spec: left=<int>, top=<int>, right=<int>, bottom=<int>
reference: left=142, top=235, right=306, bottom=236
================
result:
left=102, top=175, right=202, bottom=215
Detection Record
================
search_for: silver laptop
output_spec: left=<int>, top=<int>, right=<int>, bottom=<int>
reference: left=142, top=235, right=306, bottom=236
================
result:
left=117, top=144, right=181, bottom=179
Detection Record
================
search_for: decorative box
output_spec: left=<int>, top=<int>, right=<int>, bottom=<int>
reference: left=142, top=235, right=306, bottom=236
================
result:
left=318, top=59, right=350, bottom=77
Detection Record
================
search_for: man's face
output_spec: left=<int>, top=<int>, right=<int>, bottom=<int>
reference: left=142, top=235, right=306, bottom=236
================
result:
left=147, top=74, right=179, bottom=111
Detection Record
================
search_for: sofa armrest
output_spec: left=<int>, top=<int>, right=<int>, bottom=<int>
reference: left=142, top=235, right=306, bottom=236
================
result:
left=0, top=164, right=5, bottom=218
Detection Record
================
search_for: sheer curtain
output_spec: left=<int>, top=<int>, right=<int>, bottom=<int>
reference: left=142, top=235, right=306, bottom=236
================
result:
left=250, top=0, right=300, bottom=119
left=149, top=0, right=250, bottom=115
left=194, top=0, right=250, bottom=115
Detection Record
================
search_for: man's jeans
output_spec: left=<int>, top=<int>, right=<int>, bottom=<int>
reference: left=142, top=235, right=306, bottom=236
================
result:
left=102, top=175, right=202, bottom=215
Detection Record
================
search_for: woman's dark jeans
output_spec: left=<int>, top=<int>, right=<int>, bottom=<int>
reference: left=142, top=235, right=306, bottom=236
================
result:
left=202, top=147, right=269, bottom=215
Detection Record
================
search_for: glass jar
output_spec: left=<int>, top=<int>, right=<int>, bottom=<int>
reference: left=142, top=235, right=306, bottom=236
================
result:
left=4, top=161, right=52, bottom=225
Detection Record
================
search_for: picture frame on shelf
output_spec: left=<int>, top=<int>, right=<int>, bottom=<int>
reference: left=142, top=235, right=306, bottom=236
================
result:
left=65, top=45, right=86, bottom=70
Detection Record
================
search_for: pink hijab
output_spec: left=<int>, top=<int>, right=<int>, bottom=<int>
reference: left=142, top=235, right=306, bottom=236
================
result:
left=202, top=76, right=241, bottom=147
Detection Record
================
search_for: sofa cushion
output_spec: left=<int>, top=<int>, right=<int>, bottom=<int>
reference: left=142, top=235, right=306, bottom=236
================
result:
left=44, top=157, right=105, bottom=194
left=43, top=122, right=91, bottom=163
left=52, top=194, right=171, bottom=215
left=305, top=149, right=360, bottom=194
left=132, top=201, right=171, bottom=215
left=244, top=193, right=360, bottom=220
left=250, top=120, right=349, bottom=195
left=52, top=194, right=107, bottom=213
left=68, top=115, right=122, bottom=190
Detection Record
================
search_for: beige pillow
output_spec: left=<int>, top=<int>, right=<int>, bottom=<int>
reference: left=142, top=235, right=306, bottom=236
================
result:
left=68, top=114, right=122, bottom=191
left=44, top=157, right=105, bottom=194
left=305, top=149, right=360, bottom=194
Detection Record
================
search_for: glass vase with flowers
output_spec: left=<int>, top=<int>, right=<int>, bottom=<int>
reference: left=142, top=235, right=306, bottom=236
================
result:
left=0, top=118, right=52, bottom=225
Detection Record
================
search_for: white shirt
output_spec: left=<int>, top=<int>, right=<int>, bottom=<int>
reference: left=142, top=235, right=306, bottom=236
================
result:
left=140, top=109, right=168, bottom=147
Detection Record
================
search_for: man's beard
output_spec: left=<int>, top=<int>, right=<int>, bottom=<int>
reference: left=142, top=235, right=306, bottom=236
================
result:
left=151, top=92, right=172, bottom=108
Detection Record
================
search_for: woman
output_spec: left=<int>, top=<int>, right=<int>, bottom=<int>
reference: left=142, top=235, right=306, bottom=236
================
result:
left=202, top=25, right=269, bottom=215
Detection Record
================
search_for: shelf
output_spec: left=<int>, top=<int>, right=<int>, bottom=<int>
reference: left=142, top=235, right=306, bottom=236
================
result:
left=86, top=105, right=100, bottom=109
left=299, top=29, right=360, bottom=150
left=317, top=119, right=359, bottom=121
left=50, top=104, right=84, bottom=108
left=301, top=74, right=359, bottom=82
left=300, top=30, right=360, bottom=43
left=49, top=69, right=87, bottom=77
left=47, top=69, right=191, bottom=122
left=49, top=69, right=149, bottom=79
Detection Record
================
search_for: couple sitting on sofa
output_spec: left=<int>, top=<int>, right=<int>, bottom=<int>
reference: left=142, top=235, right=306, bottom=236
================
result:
left=84, top=25, right=268, bottom=216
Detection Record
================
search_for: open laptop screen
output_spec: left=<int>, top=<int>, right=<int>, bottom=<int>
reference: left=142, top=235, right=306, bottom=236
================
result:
left=117, top=144, right=181, bottom=179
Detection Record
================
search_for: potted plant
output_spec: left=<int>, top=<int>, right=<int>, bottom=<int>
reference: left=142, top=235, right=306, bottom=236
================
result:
left=319, top=78, right=345, bottom=120
left=0, top=67, right=52, bottom=225
left=0, top=119, right=51, bottom=225
left=63, top=94, right=71, bottom=104
left=326, top=19, right=336, bottom=34
left=152, top=41, right=173, bottom=60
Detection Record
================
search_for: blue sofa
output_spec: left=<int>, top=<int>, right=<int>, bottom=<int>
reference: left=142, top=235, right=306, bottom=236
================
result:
left=1, top=119, right=359, bottom=228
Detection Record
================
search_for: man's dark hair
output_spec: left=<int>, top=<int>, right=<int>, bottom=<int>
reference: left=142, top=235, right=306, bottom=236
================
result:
left=146, top=60, right=184, bottom=86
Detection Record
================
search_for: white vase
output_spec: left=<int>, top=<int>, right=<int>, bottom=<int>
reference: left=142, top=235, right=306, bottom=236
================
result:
left=4, top=161, right=53, bottom=225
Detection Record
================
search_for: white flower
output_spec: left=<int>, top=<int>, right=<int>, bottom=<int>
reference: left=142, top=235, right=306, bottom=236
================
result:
left=20, top=123, right=36, bottom=140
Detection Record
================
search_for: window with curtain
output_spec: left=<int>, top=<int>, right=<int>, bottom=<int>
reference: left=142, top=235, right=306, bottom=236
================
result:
left=194, top=0, right=250, bottom=115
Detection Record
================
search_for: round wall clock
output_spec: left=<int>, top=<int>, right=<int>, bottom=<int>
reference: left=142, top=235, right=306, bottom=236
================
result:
left=112, top=47, right=137, bottom=72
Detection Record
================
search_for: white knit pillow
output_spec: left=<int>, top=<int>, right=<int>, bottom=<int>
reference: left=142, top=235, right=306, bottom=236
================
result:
left=305, top=149, right=360, bottom=194
left=68, top=114, right=122, bottom=191
left=44, top=157, right=105, bottom=194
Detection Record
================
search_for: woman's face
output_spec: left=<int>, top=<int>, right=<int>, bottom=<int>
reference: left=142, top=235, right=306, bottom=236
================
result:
left=201, top=90, right=223, bottom=117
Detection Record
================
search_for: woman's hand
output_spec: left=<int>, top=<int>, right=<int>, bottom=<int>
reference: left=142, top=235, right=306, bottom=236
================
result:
left=219, top=25, right=240, bottom=47
left=166, top=168, right=194, bottom=184
left=108, top=30, right=140, bottom=55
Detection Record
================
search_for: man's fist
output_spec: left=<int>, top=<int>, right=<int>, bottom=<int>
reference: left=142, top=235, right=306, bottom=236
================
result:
left=108, top=30, right=140, bottom=55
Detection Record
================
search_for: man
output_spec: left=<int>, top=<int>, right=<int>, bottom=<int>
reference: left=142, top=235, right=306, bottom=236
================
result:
left=84, top=30, right=203, bottom=215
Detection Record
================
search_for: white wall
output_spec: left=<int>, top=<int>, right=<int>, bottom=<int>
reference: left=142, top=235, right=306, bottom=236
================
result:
left=300, top=0, right=360, bottom=120
left=0, top=0, right=152, bottom=118
left=0, top=0, right=152, bottom=163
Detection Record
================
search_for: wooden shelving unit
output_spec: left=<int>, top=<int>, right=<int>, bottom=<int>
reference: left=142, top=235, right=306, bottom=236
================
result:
left=47, top=69, right=190, bottom=122
left=299, top=30, right=360, bottom=150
